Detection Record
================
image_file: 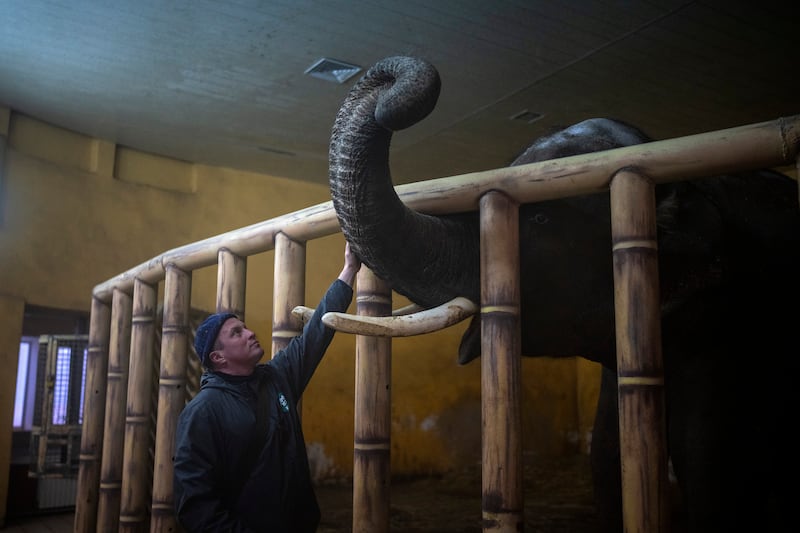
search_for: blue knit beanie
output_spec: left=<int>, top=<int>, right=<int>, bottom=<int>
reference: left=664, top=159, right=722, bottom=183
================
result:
left=194, top=312, right=237, bottom=368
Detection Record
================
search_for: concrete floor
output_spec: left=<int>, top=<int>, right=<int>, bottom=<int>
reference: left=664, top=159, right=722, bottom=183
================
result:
left=2, top=510, right=73, bottom=532
left=0, top=454, right=600, bottom=532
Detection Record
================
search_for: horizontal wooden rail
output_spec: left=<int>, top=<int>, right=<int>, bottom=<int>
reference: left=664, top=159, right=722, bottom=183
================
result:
left=92, top=202, right=342, bottom=301
left=92, top=114, right=800, bottom=303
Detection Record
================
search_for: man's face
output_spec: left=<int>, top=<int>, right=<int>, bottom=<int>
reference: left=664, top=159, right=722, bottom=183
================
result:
left=213, top=318, right=265, bottom=375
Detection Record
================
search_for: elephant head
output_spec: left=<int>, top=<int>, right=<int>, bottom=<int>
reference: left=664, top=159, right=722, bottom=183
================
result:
left=328, top=56, right=651, bottom=367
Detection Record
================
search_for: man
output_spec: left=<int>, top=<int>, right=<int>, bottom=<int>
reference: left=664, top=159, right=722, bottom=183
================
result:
left=173, top=243, right=361, bottom=532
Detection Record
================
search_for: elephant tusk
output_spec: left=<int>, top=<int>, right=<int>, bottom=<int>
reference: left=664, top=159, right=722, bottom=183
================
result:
left=291, top=302, right=425, bottom=322
left=391, top=302, right=425, bottom=316
left=324, top=297, right=477, bottom=337
left=291, top=297, right=477, bottom=337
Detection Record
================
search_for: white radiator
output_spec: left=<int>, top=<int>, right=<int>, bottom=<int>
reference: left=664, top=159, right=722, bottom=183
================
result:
left=37, top=477, right=77, bottom=509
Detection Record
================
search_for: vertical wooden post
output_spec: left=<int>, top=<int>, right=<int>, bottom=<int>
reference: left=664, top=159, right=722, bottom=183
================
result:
left=119, top=279, right=157, bottom=532
left=352, top=266, right=392, bottom=533
left=217, top=248, right=247, bottom=316
left=150, top=265, right=191, bottom=532
left=610, top=170, right=669, bottom=533
left=479, top=191, right=523, bottom=533
left=272, top=233, right=305, bottom=357
left=97, top=288, right=133, bottom=531
left=75, top=296, right=111, bottom=533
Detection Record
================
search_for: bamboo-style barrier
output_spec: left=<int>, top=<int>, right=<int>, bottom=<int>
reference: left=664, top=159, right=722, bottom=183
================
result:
left=150, top=265, right=191, bottom=531
left=218, top=249, right=248, bottom=319
left=119, top=279, right=157, bottom=532
left=272, top=234, right=305, bottom=356
left=610, top=171, right=669, bottom=532
left=75, top=115, right=799, bottom=532
left=97, top=289, right=132, bottom=530
left=352, top=268, right=393, bottom=532
left=479, top=191, right=523, bottom=532
left=75, top=298, right=109, bottom=532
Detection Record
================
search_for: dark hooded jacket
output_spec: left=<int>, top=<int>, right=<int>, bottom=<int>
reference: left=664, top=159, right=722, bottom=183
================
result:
left=173, top=279, right=353, bottom=532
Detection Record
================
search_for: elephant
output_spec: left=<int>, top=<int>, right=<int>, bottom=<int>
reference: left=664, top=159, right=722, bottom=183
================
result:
left=328, top=56, right=798, bottom=532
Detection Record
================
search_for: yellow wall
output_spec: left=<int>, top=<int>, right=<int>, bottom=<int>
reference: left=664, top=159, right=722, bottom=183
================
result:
left=0, top=107, right=601, bottom=521
left=0, top=294, right=25, bottom=522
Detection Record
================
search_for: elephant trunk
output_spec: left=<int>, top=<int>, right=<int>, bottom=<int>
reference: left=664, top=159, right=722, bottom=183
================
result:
left=329, top=56, right=480, bottom=308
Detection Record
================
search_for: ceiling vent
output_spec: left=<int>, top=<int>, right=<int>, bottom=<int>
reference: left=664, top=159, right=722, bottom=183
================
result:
left=304, top=58, right=362, bottom=84
left=510, top=110, right=544, bottom=124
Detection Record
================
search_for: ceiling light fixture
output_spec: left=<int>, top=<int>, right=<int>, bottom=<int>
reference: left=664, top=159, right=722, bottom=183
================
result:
left=304, top=58, right=362, bottom=84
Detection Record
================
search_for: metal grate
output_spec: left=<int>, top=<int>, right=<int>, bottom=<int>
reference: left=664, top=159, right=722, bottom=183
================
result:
left=304, top=57, right=362, bottom=84
left=510, top=109, right=544, bottom=124
left=30, top=335, right=88, bottom=477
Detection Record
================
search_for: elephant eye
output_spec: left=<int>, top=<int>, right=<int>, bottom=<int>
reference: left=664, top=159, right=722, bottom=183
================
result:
left=533, top=213, right=549, bottom=224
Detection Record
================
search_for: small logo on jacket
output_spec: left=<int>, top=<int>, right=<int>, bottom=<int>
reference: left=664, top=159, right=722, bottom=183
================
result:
left=278, top=393, right=290, bottom=412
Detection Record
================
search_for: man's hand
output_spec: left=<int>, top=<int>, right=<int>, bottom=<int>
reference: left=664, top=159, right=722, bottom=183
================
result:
left=338, top=242, right=362, bottom=287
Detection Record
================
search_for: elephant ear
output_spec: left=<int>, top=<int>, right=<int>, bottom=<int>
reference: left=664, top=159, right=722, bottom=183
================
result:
left=457, top=316, right=482, bottom=365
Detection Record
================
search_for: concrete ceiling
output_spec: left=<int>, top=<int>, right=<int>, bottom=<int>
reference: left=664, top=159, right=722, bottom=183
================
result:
left=2, top=0, right=798, bottom=187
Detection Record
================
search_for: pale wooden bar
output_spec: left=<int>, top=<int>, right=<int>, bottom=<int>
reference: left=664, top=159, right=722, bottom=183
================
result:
left=217, top=249, right=247, bottom=317
left=272, top=233, right=305, bottom=357
left=97, top=288, right=132, bottom=531
left=610, top=170, right=669, bottom=533
left=479, top=191, right=523, bottom=532
left=150, top=266, right=191, bottom=532
left=352, top=267, right=392, bottom=533
left=119, top=278, right=158, bottom=532
left=74, top=297, right=111, bottom=533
